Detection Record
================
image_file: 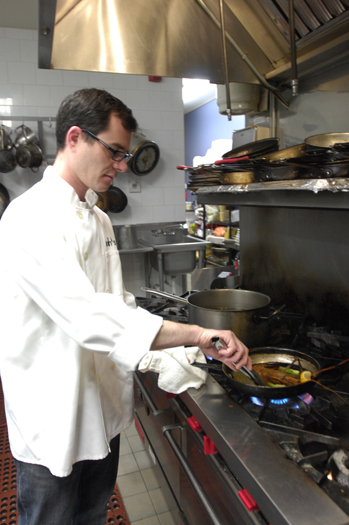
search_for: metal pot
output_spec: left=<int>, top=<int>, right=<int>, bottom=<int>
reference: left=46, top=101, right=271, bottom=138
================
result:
left=0, top=183, right=10, bottom=218
left=16, top=144, right=43, bottom=169
left=142, top=287, right=282, bottom=347
left=0, top=129, right=17, bottom=173
left=14, top=125, right=40, bottom=147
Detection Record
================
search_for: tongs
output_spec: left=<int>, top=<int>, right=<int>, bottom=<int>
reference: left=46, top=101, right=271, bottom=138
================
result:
left=211, top=337, right=268, bottom=386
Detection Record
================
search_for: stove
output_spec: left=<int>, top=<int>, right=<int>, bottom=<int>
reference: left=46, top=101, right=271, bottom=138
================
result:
left=135, top=296, right=349, bottom=525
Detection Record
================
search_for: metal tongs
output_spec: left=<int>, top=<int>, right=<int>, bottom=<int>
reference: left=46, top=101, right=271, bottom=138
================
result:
left=211, top=337, right=268, bottom=386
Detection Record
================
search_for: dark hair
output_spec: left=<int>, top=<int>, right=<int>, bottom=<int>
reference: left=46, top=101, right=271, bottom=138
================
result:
left=55, top=88, right=138, bottom=151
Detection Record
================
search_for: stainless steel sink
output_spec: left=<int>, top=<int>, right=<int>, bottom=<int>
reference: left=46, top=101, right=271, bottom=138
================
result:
left=138, top=228, right=208, bottom=276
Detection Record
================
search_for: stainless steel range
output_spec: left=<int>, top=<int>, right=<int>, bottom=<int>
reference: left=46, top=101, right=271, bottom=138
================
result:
left=134, top=295, right=349, bottom=525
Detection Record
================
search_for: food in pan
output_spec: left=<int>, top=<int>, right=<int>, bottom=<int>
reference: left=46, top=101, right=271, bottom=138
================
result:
left=253, top=364, right=312, bottom=387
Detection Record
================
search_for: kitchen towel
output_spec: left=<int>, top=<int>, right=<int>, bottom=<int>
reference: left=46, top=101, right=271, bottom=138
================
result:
left=138, top=346, right=208, bottom=394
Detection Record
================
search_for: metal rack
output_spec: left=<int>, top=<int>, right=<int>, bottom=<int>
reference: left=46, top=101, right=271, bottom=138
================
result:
left=0, top=115, right=56, bottom=161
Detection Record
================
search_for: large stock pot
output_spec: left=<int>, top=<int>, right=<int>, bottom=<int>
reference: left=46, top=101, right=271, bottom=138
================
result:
left=142, top=287, right=282, bottom=347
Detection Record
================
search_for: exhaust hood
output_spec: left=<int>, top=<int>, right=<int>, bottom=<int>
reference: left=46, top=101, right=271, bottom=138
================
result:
left=39, top=0, right=349, bottom=92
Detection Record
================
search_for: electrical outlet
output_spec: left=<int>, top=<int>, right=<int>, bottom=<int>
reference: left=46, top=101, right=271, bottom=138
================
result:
left=129, top=180, right=141, bottom=193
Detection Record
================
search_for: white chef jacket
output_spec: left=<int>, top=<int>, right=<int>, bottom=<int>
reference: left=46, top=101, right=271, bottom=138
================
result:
left=0, top=166, right=163, bottom=477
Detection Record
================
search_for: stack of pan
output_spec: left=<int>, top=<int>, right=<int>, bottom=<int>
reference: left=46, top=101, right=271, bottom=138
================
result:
left=180, top=134, right=349, bottom=189
left=180, top=138, right=281, bottom=189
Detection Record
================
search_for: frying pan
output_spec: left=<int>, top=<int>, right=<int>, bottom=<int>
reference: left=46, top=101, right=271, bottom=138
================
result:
left=194, top=348, right=322, bottom=399
left=305, top=132, right=349, bottom=151
left=218, top=171, right=256, bottom=184
left=222, top=138, right=279, bottom=159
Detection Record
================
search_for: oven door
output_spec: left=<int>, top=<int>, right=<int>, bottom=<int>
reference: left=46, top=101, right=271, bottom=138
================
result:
left=134, top=371, right=268, bottom=525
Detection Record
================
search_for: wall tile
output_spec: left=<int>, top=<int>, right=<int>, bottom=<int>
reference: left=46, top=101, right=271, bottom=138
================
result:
left=36, top=68, right=63, bottom=86
left=148, top=91, right=173, bottom=111
left=49, top=85, right=78, bottom=106
left=23, top=84, right=51, bottom=106
left=161, top=111, right=184, bottom=131
left=19, top=39, right=37, bottom=63
left=0, top=62, right=8, bottom=84
left=8, top=61, right=36, bottom=84
left=0, top=38, right=20, bottom=61
left=136, top=110, right=163, bottom=130
left=0, top=84, right=24, bottom=105
left=114, top=74, right=140, bottom=90
left=125, top=90, right=150, bottom=111
left=153, top=205, right=175, bottom=222
left=4, top=28, right=34, bottom=40
left=163, top=186, right=184, bottom=206
left=88, top=71, right=115, bottom=89
left=141, top=186, right=164, bottom=206
left=62, top=70, right=89, bottom=87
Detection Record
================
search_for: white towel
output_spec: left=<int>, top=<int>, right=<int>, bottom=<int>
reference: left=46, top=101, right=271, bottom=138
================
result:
left=138, top=346, right=208, bottom=394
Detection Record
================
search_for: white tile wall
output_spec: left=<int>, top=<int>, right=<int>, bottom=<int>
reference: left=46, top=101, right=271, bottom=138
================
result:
left=0, top=27, right=186, bottom=230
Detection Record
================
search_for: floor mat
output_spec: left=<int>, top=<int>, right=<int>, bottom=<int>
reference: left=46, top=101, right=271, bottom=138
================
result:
left=0, top=384, right=130, bottom=525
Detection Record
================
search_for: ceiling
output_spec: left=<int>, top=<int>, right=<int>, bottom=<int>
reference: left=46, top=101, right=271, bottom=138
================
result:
left=0, top=0, right=215, bottom=113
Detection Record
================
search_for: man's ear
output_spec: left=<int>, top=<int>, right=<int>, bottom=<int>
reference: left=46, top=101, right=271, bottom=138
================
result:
left=66, top=126, right=83, bottom=150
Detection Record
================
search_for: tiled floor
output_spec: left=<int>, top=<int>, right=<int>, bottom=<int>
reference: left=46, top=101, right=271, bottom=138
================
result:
left=118, top=421, right=178, bottom=525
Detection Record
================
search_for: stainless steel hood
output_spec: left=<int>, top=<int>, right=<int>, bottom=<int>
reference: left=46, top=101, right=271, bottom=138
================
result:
left=38, top=0, right=349, bottom=89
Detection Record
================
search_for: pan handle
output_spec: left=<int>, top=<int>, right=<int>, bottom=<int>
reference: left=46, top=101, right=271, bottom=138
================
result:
left=141, top=287, right=188, bottom=305
left=255, top=304, right=286, bottom=322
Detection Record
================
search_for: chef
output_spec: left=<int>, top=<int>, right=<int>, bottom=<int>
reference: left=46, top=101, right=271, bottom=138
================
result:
left=0, top=88, right=251, bottom=525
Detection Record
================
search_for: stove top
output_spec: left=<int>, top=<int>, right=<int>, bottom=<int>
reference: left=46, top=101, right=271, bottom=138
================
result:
left=139, top=293, right=349, bottom=519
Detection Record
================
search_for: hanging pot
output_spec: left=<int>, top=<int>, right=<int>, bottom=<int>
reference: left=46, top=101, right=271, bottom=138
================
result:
left=0, top=183, right=10, bottom=218
left=0, top=125, right=14, bottom=150
left=97, top=186, right=128, bottom=213
left=14, top=125, right=40, bottom=148
left=95, top=191, right=109, bottom=212
left=107, top=186, right=128, bottom=213
left=16, top=144, right=43, bottom=169
left=0, top=129, right=17, bottom=174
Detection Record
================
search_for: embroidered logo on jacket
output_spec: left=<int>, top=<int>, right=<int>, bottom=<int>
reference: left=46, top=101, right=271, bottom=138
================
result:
left=106, top=237, right=117, bottom=247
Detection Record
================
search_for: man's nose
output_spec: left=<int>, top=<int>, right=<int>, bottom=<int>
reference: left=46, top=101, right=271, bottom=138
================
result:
left=113, top=158, right=129, bottom=172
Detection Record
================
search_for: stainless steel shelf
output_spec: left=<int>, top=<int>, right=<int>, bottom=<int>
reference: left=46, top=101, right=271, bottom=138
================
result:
left=196, top=179, right=349, bottom=210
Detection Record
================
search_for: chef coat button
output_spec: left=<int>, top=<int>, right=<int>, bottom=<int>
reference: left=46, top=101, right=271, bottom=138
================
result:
left=105, top=289, right=110, bottom=293
left=83, top=252, right=88, bottom=261
left=78, top=212, right=83, bottom=220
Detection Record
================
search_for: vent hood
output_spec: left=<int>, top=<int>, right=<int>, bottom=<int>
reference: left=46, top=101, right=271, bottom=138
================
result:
left=39, top=0, right=349, bottom=92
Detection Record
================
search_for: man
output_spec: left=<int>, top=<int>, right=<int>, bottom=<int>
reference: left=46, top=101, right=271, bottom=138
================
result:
left=0, top=88, right=251, bottom=525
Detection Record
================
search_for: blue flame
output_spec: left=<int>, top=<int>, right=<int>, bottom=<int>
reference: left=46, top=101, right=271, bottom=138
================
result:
left=251, top=396, right=300, bottom=408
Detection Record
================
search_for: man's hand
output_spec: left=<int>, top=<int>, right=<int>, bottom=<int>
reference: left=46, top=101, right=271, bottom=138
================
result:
left=195, top=328, right=252, bottom=371
left=150, top=320, right=252, bottom=371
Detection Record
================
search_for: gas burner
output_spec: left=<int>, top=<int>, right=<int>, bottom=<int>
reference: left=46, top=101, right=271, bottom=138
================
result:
left=328, top=450, right=349, bottom=487
left=250, top=392, right=314, bottom=409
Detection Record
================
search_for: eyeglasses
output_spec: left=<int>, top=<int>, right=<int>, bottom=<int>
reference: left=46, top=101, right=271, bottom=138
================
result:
left=81, top=129, right=132, bottom=162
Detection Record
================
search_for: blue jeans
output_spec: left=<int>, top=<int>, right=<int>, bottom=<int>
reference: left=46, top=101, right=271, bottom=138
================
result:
left=14, top=434, right=120, bottom=525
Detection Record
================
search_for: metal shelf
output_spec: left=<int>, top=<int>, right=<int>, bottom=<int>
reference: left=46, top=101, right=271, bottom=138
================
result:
left=196, top=179, right=349, bottom=210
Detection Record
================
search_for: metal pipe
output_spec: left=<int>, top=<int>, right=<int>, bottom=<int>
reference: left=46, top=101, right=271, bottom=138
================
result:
left=196, top=0, right=289, bottom=109
left=219, top=0, right=231, bottom=120
left=288, top=0, right=299, bottom=96
left=163, top=425, right=225, bottom=525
